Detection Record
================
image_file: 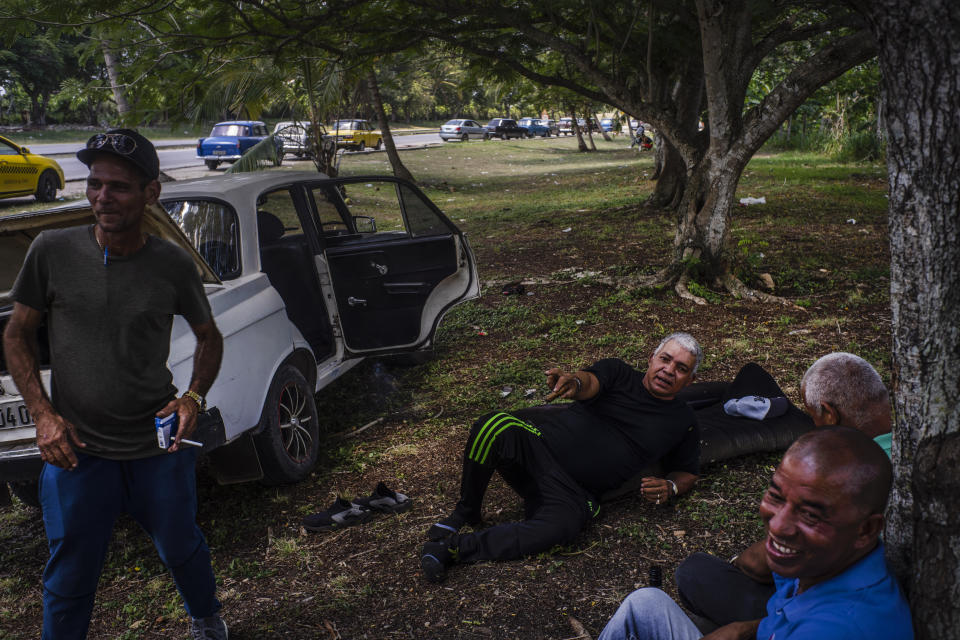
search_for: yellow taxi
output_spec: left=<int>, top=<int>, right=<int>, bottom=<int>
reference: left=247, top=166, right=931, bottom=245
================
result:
left=0, top=135, right=64, bottom=202
left=329, top=119, right=383, bottom=151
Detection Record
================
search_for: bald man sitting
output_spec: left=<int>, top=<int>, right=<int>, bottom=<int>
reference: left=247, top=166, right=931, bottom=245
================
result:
left=599, top=426, right=913, bottom=640
left=675, top=353, right=893, bottom=630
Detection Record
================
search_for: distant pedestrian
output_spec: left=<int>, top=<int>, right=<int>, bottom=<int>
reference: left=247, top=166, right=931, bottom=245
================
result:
left=3, top=129, right=228, bottom=639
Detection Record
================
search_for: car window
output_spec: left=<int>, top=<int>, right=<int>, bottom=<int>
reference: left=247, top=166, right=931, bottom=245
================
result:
left=400, top=184, right=452, bottom=237
left=339, top=181, right=407, bottom=236
left=309, top=187, right=351, bottom=235
left=0, top=140, right=18, bottom=155
left=258, top=189, right=306, bottom=240
left=163, top=199, right=241, bottom=280
left=255, top=125, right=267, bottom=136
left=211, top=124, right=246, bottom=136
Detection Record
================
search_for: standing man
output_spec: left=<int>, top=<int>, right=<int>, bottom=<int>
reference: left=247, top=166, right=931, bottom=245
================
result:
left=599, top=426, right=913, bottom=640
left=421, top=333, right=703, bottom=583
left=674, top=352, right=893, bottom=631
left=2, top=129, right=227, bottom=639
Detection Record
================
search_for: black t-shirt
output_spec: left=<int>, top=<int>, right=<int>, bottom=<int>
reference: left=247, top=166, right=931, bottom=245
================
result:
left=11, top=225, right=212, bottom=460
left=538, top=358, right=700, bottom=495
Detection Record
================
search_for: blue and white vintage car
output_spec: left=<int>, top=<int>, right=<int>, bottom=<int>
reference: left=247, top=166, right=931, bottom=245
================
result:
left=0, top=171, right=480, bottom=500
left=197, top=120, right=283, bottom=170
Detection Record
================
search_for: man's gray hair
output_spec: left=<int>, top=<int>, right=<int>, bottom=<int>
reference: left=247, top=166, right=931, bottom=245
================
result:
left=654, top=332, right=703, bottom=373
left=801, top=352, right=889, bottom=426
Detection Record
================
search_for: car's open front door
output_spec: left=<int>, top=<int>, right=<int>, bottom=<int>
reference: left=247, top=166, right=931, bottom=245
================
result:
left=310, top=177, right=478, bottom=355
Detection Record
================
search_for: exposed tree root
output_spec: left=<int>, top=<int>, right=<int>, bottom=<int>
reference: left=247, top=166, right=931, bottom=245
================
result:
left=565, top=616, right=593, bottom=640
left=485, top=269, right=806, bottom=310
left=675, top=273, right=708, bottom=305
left=721, top=273, right=807, bottom=310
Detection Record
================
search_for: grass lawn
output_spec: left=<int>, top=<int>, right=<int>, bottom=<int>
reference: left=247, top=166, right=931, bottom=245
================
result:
left=0, top=136, right=890, bottom=639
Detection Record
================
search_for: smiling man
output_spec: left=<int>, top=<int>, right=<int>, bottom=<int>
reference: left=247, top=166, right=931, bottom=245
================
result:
left=598, top=426, right=913, bottom=640
left=3, top=129, right=227, bottom=639
left=420, top=333, right=703, bottom=583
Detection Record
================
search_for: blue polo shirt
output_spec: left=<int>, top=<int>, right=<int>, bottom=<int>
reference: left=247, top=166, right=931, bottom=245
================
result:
left=757, top=543, right=913, bottom=639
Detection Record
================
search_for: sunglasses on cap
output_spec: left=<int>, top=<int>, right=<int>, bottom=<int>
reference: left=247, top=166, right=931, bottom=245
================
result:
left=86, top=132, right=138, bottom=155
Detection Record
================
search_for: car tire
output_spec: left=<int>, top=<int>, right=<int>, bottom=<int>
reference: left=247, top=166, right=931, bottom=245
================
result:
left=483, top=133, right=489, bottom=141
left=8, top=480, right=40, bottom=508
left=461, top=133, right=468, bottom=143
left=274, top=150, right=283, bottom=166
left=205, top=160, right=220, bottom=170
left=35, top=170, right=59, bottom=202
left=358, top=141, right=366, bottom=152
left=527, top=132, right=534, bottom=139
left=375, top=139, right=383, bottom=150
left=254, top=365, right=320, bottom=485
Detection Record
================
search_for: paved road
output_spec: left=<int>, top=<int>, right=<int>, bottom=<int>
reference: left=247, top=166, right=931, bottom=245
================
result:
left=29, top=132, right=451, bottom=182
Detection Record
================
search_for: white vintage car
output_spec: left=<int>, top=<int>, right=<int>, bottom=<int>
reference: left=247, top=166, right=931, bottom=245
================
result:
left=0, top=171, right=479, bottom=500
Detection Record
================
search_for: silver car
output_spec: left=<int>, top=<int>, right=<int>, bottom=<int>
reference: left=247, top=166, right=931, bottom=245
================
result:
left=439, top=119, right=489, bottom=142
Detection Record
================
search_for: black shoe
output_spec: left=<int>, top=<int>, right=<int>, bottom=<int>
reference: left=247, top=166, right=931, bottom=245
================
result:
left=353, top=481, right=412, bottom=514
left=420, top=541, right=457, bottom=584
left=427, top=512, right=480, bottom=541
left=302, top=497, right=372, bottom=532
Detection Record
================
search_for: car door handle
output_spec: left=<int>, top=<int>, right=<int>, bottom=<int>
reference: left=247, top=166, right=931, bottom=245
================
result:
left=383, top=282, right=430, bottom=294
left=347, top=296, right=367, bottom=306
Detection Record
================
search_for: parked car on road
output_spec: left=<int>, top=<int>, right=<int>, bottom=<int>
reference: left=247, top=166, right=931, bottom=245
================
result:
left=600, top=118, right=616, bottom=132
left=484, top=118, right=527, bottom=140
left=439, top=119, right=489, bottom=142
left=0, top=135, right=64, bottom=202
left=273, top=121, right=335, bottom=159
left=517, top=118, right=552, bottom=137
left=0, top=171, right=480, bottom=499
left=541, top=119, right=560, bottom=136
left=329, top=120, right=382, bottom=151
left=197, top=121, right=282, bottom=171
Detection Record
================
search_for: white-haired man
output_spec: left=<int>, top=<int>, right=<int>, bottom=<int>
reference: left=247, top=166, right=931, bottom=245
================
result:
left=421, top=333, right=703, bottom=583
left=675, top=352, right=892, bottom=630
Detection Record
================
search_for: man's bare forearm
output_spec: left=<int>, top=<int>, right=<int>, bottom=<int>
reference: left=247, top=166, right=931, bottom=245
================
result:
left=187, top=321, right=223, bottom=397
left=733, top=539, right=774, bottom=584
left=2, top=304, right=54, bottom=417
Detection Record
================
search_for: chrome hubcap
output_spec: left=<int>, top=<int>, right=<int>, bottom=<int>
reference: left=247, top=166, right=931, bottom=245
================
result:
left=278, top=383, right=314, bottom=463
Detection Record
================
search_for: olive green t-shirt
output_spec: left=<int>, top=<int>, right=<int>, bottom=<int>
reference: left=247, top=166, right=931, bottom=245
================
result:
left=11, top=225, right=212, bottom=459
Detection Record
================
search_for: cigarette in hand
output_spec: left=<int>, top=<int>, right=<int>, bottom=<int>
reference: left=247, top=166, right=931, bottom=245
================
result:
left=179, top=439, right=203, bottom=448
left=544, top=381, right=574, bottom=403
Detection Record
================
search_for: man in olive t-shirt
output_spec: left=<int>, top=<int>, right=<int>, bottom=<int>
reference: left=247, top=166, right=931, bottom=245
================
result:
left=2, top=129, right=227, bottom=639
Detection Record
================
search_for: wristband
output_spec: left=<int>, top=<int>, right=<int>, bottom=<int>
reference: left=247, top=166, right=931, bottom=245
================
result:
left=572, top=375, right=582, bottom=394
left=182, top=390, right=206, bottom=411
left=666, top=479, right=678, bottom=497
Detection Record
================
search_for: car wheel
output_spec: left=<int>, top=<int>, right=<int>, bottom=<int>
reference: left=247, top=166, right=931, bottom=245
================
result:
left=461, top=133, right=469, bottom=142
left=274, top=150, right=283, bottom=166
left=483, top=133, right=489, bottom=141
left=205, top=160, right=220, bottom=170
left=34, top=170, right=59, bottom=202
left=254, top=365, right=320, bottom=485
left=8, top=480, right=40, bottom=508
left=527, top=132, right=534, bottom=138
left=374, top=138, right=383, bottom=150
left=358, top=141, right=366, bottom=152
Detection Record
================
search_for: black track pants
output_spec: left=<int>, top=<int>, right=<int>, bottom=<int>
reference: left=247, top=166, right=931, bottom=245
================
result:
left=675, top=552, right=774, bottom=628
left=451, top=411, right=594, bottom=563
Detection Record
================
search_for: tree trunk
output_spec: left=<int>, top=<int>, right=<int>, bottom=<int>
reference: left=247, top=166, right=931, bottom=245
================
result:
left=367, top=70, right=414, bottom=182
left=101, top=40, right=130, bottom=119
left=855, top=2, right=960, bottom=638
left=649, top=134, right=687, bottom=209
left=585, top=110, right=597, bottom=150
left=594, top=112, right=612, bottom=141
left=570, top=107, right=588, bottom=152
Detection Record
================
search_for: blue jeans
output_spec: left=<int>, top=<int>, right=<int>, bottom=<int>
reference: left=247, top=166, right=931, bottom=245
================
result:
left=39, top=449, right=220, bottom=639
left=599, top=588, right=703, bottom=640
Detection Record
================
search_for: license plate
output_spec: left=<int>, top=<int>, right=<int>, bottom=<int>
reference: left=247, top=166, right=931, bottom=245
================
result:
left=0, top=398, right=33, bottom=429
left=213, top=150, right=226, bottom=156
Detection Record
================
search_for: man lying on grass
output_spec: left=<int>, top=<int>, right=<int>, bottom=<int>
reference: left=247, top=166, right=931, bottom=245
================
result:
left=675, top=352, right=893, bottom=631
left=598, top=426, right=912, bottom=640
left=420, top=332, right=702, bottom=583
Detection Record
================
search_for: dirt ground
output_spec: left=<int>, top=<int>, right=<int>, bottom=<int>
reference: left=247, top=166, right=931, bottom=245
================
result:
left=0, top=147, right=890, bottom=639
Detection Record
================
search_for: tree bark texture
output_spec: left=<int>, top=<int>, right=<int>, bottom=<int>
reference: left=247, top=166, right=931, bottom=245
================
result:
left=649, top=135, right=686, bottom=209
left=101, top=41, right=130, bottom=119
left=367, top=70, right=415, bottom=182
left=855, top=2, right=960, bottom=637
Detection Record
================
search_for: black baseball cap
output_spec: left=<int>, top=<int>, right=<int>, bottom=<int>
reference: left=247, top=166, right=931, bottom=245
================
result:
left=77, top=128, right=160, bottom=181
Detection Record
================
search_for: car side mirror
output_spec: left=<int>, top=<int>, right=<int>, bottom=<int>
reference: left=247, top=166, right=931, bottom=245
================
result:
left=20, top=147, right=30, bottom=154
left=353, top=215, right=377, bottom=233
